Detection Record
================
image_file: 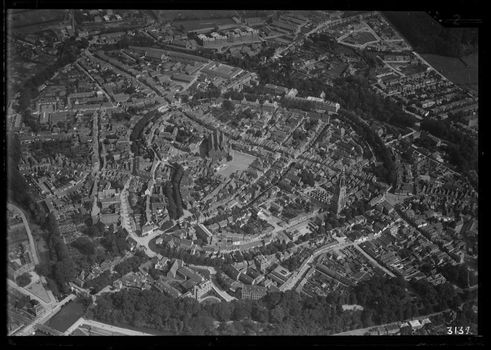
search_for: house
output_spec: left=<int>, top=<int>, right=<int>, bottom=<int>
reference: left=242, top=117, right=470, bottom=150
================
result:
left=154, top=280, right=181, bottom=298
left=268, top=265, right=291, bottom=285
left=385, top=323, right=400, bottom=334
left=155, top=257, right=169, bottom=271
left=408, top=319, right=422, bottom=329
left=192, top=280, right=213, bottom=300
left=177, top=266, right=203, bottom=283
left=167, top=259, right=182, bottom=278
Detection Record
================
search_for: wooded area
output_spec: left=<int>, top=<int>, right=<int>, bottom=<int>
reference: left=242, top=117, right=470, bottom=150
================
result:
left=88, top=276, right=468, bottom=335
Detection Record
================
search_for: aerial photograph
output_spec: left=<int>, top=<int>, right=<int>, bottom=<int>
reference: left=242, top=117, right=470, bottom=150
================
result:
left=6, top=8, right=479, bottom=338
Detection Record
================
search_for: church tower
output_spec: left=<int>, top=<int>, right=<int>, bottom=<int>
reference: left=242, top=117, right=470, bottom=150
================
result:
left=332, top=167, right=347, bottom=216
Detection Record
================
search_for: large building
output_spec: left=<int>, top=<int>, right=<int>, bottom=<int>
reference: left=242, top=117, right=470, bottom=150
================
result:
left=200, top=130, right=230, bottom=162
left=196, top=28, right=260, bottom=48
left=332, top=168, right=347, bottom=216
left=192, top=280, right=213, bottom=300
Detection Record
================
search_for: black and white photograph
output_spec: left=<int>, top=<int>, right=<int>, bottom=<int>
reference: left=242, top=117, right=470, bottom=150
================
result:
left=4, top=3, right=482, bottom=344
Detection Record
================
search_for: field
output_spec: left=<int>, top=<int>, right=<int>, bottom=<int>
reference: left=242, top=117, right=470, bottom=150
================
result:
left=343, top=31, right=378, bottom=45
left=217, top=150, right=256, bottom=178
left=422, top=53, right=478, bottom=92
left=47, top=300, right=86, bottom=333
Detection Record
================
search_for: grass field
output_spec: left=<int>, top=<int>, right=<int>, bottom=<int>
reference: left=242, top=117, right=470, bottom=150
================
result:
left=421, top=53, right=478, bottom=92
left=25, top=279, right=51, bottom=304
left=344, top=31, right=378, bottom=45
left=47, top=300, right=86, bottom=333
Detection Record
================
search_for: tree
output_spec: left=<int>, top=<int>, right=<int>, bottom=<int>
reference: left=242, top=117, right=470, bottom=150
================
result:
left=71, top=236, right=96, bottom=256
left=231, top=301, right=251, bottom=321
left=14, top=295, right=31, bottom=309
left=35, top=263, right=51, bottom=277
left=212, top=302, right=233, bottom=322
left=15, top=272, right=32, bottom=287
left=222, top=100, right=234, bottom=111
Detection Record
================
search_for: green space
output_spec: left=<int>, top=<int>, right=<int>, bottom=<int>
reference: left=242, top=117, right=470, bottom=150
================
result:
left=47, top=300, right=87, bottom=333
left=15, top=273, right=32, bottom=287
left=89, top=276, right=468, bottom=335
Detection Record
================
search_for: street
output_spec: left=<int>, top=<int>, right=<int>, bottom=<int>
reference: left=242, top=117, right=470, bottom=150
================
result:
left=353, top=243, right=396, bottom=277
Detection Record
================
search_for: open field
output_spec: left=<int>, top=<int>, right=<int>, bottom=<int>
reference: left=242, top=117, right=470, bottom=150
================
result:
left=422, top=53, right=478, bottom=92
left=47, top=300, right=86, bottom=333
left=343, top=31, right=377, bottom=45
left=217, top=150, right=256, bottom=178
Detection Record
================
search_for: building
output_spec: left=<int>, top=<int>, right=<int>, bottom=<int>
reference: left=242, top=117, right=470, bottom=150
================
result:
left=331, top=168, right=347, bottom=216
left=192, top=280, right=213, bottom=299
left=255, top=254, right=271, bottom=273
left=268, top=265, right=291, bottom=286
left=154, top=280, right=181, bottom=298
left=167, top=259, right=182, bottom=278
left=200, top=130, right=230, bottom=162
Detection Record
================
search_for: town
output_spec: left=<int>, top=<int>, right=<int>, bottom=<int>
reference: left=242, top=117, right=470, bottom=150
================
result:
left=7, top=9, right=478, bottom=337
